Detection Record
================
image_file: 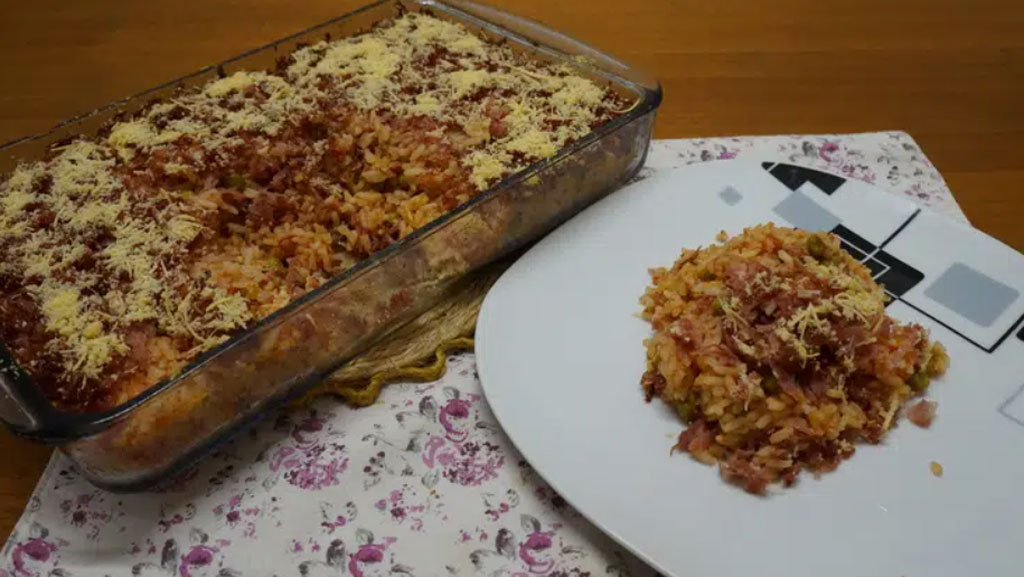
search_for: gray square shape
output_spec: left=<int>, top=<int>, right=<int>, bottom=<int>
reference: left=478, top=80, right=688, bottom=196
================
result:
left=772, top=190, right=841, bottom=232
left=718, top=186, right=742, bottom=206
left=923, top=262, right=1019, bottom=327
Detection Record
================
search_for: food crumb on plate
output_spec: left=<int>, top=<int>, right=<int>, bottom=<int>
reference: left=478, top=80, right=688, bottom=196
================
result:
left=907, top=399, right=937, bottom=428
left=930, top=461, right=944, bottom=477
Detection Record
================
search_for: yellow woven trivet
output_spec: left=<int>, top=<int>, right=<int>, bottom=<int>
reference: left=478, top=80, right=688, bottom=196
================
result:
left=293, top=260, right=508, bottom=408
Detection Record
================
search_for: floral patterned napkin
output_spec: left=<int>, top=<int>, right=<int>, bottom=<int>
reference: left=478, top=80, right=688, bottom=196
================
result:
left=1, top=132, right=965, bottom=577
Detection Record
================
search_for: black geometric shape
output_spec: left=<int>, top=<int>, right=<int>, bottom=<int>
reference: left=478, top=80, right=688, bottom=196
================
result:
left=767, top=164, right=811, bottom=191
left=1018, top=324, right=1024, bottom=343
left=831, top=224, right=876, bottom=253
left=766, top=163, right=846, bottom=195
left=761, top=162, right=775, bottom=170
left=839, top=240, right=868, bottom=261
left=874, top=250, right=924, bottom=297
left=863, top=258, right=888, bottom=277
left=809, top=172, right=845, bottom=194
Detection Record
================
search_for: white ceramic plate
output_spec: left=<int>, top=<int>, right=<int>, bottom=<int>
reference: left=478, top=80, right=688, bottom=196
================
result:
left=476, top=160, right=1024, bottom=577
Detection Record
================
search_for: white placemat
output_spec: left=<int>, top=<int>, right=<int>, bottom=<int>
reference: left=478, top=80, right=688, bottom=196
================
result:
left=1, top=132, right=965, bottom=577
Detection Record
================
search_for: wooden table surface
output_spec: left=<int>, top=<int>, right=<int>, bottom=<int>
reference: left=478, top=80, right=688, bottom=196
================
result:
left=0, top=0, right=1021, bottom=542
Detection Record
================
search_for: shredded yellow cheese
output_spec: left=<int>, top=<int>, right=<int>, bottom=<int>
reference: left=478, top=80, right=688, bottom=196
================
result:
left=284, top=12, right=615, bottom=187
left=0, top=11, right=627, bottom=388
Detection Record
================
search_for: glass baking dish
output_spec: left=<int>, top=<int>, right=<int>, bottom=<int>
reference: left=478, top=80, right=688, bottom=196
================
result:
left=0, top=0, right=660, bottom=490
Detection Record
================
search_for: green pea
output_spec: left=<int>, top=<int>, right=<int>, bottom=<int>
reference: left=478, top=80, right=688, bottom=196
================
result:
left=806, top=234, right=828, bottom=261
left=675, top=399, right=694, bottom=421
left=908, top=371, right=930, bottom=392
left=763, top=373, right=780, bottom=394
left=227, top=173, right=247, bottom=190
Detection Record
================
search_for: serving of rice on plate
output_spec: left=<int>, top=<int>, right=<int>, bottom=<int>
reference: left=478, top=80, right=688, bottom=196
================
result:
left=640, top=224, right=949, bottom=494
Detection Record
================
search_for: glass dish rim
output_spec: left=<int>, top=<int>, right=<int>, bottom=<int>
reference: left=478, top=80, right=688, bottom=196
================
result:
left=0, top=0, right=663, bottom=442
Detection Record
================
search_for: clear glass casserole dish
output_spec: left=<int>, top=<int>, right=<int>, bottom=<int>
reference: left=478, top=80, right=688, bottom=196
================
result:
left=0, top=0, right=660, bottom=490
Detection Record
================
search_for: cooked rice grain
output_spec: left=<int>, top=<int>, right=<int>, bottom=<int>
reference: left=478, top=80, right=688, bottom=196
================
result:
left=640, top=224, right=948, bottom=494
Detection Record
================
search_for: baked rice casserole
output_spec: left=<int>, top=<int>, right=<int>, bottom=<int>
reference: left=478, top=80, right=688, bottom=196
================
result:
left=0, top=10, right=634, bottom=414
left=641, top=224, right=949, bottom=494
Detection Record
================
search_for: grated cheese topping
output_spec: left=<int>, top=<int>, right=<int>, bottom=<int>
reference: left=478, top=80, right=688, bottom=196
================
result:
left=281, top=12, right=622, bottom=187
left=776, top=257, right=885, bottom=365
left=91, top=12, right=623, bottom=187
left=0, top=10, right=631, bottom=405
